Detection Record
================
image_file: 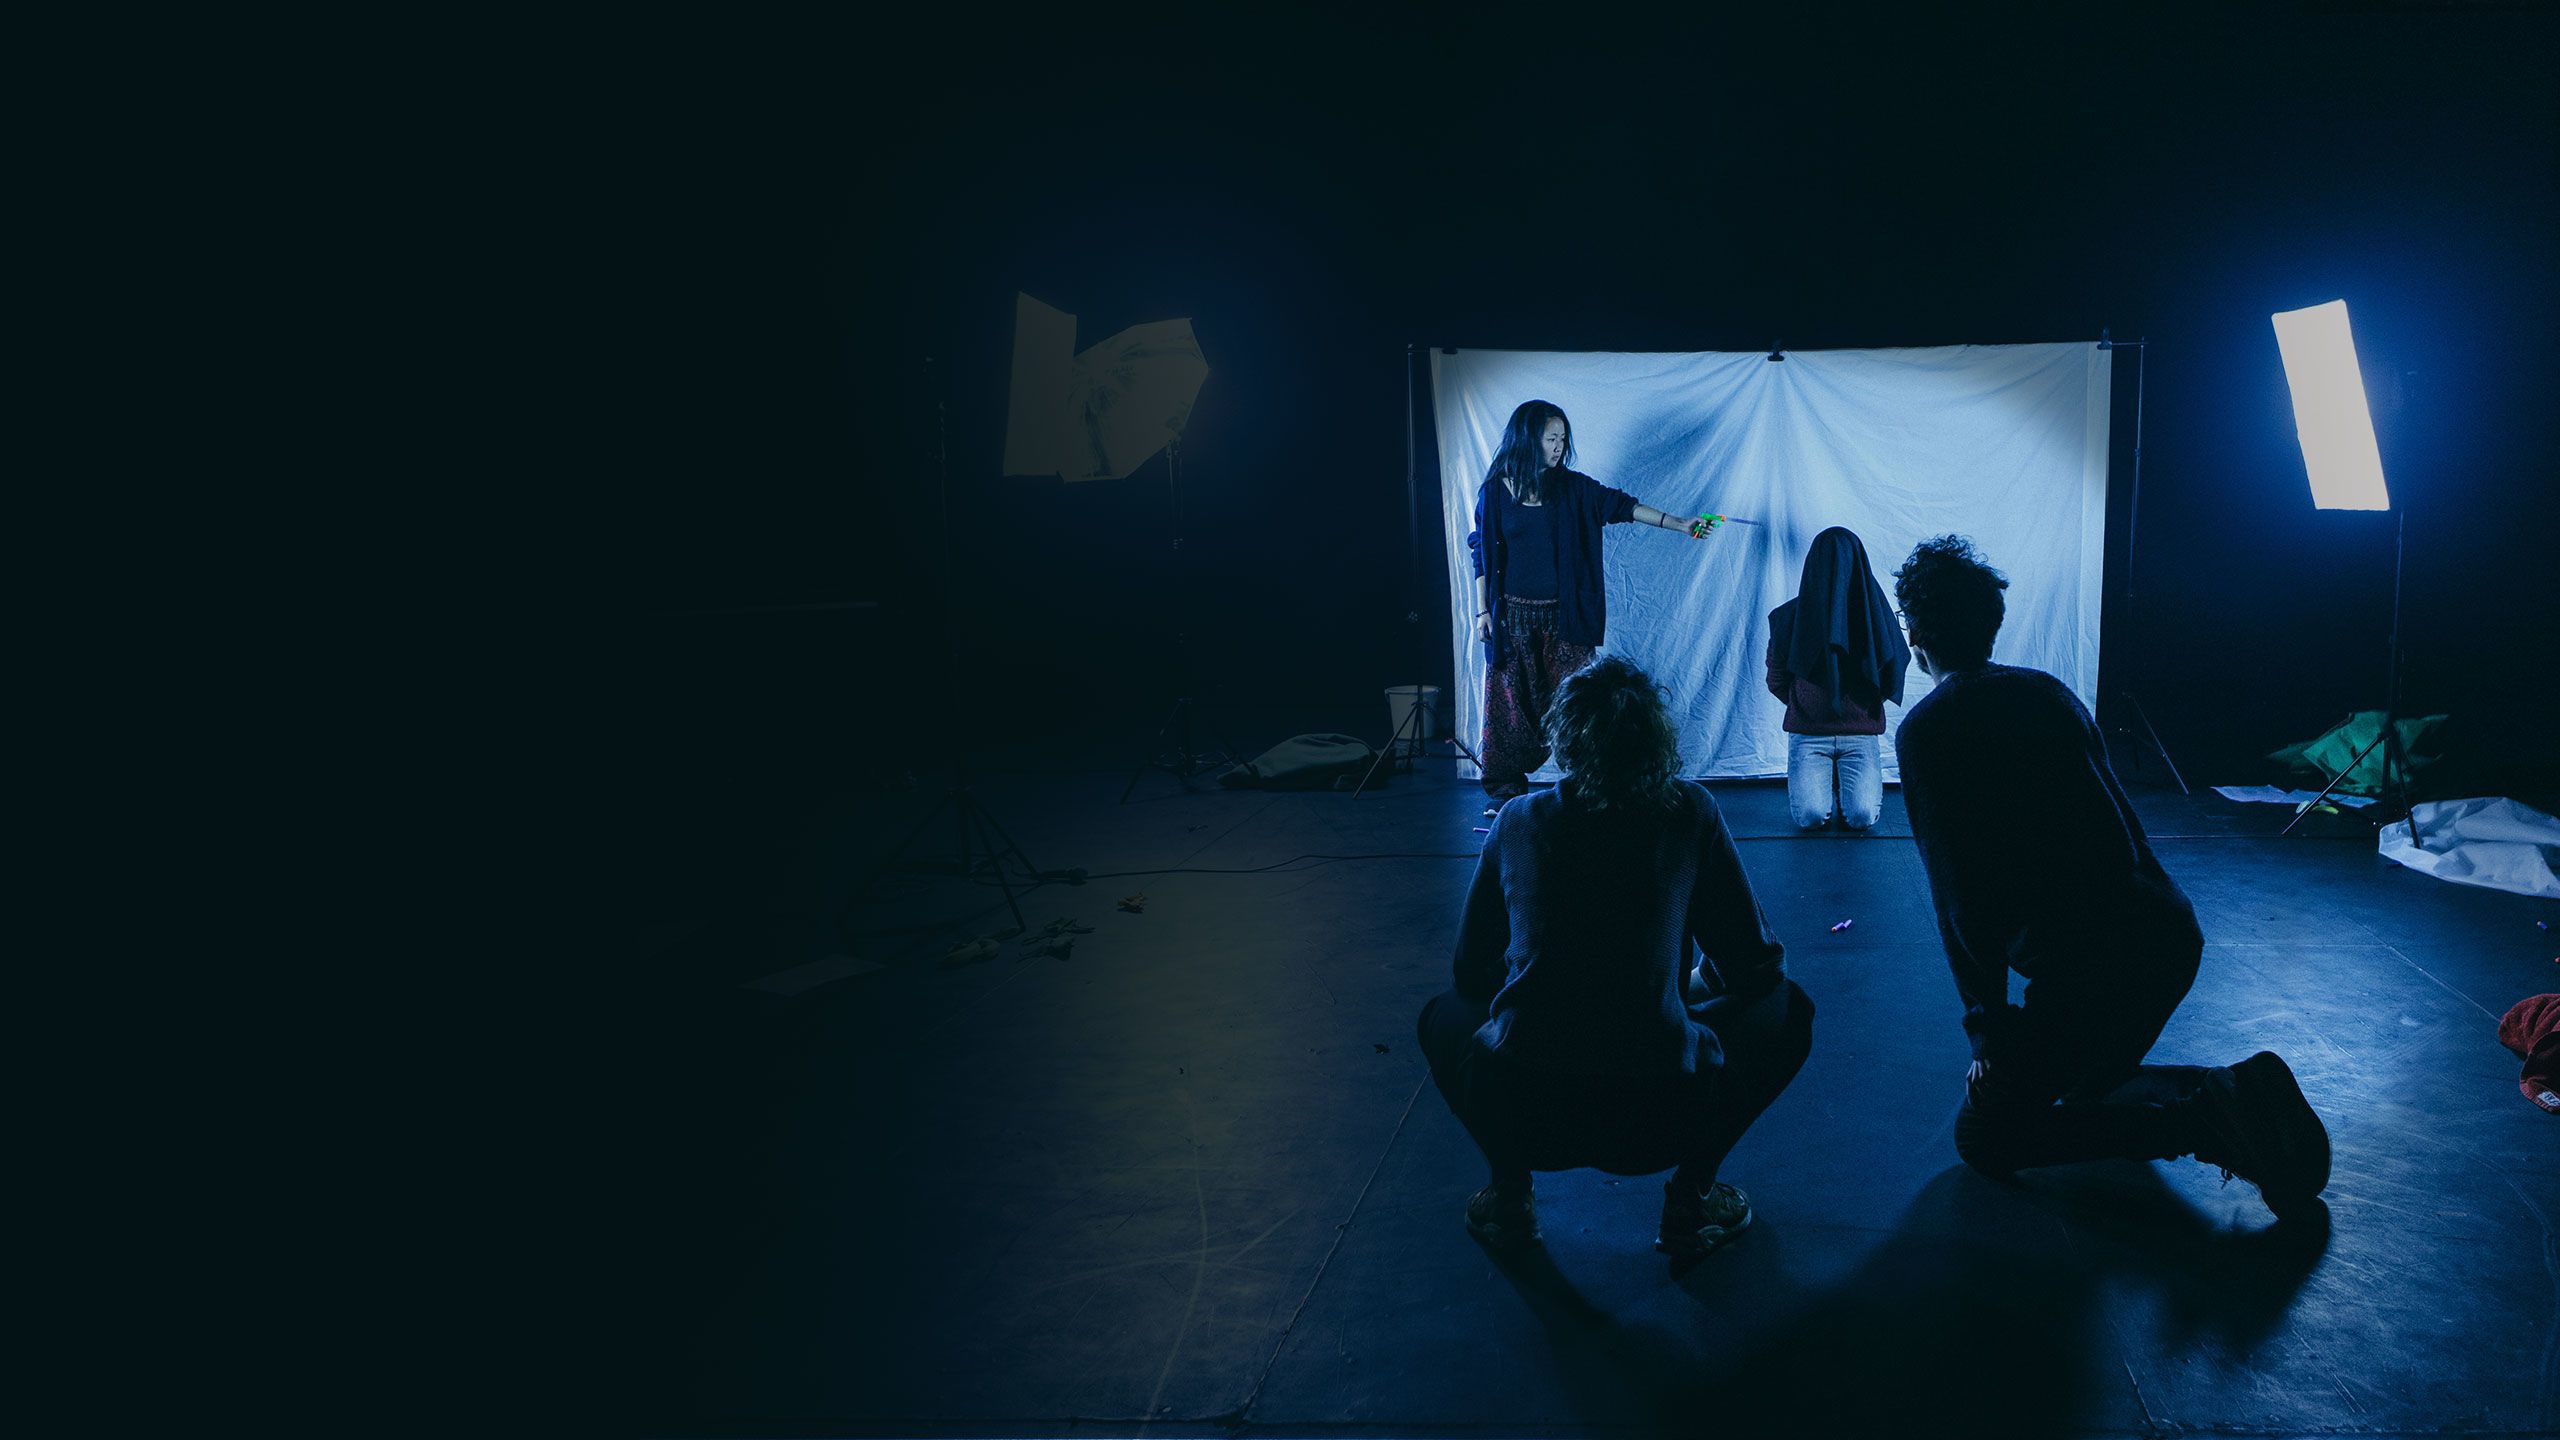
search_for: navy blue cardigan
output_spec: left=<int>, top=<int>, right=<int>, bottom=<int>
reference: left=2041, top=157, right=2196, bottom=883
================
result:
left=1468, top=469, right=1641, bottom=665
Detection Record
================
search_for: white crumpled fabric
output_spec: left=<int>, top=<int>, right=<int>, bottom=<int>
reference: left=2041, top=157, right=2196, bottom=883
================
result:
left=2378, top=797, right=2560, bottom=899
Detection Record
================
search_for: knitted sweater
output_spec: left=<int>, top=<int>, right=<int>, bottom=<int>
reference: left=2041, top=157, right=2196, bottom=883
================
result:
left=1452, top=782, right=1787, bottom=1080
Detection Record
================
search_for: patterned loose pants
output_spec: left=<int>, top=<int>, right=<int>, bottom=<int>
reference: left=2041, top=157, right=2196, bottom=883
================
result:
left=1481, top=598, right=1594, bottom=798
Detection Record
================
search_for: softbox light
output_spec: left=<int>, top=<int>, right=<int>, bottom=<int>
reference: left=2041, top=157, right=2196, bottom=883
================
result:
left=2273, top=299, right=2390, bottom=511
left=2268, top=297, right=2424, bottom=839
left=1002, top=292, right=1209, bottom=482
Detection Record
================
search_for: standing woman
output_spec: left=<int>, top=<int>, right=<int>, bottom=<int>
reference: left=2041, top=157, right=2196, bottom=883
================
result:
left=1468, top=400, right=1720, bottom=802
left=1764, top=526, right=1910, bottom=830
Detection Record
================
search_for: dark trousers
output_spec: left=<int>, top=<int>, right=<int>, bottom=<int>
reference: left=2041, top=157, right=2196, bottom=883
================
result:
left=1953, top=942, right=2213, bottom=1175
left=1417, top=980, right=1816, bottom=1193
left=1480, top=600, right=1594, bottom=797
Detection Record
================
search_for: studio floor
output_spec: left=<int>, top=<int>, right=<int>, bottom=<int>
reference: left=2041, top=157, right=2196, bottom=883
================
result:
left=621, top=744, right=2558, bottom=1439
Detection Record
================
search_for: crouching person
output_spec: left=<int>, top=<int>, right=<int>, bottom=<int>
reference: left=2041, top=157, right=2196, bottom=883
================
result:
left=1417, top=657, right=1815, bottom=1257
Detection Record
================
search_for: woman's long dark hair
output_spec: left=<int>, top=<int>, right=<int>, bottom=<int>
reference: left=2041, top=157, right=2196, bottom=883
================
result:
left=1546, top=656, right=1685, bottom=816
left=1488, top=399, right=1571, bottom=506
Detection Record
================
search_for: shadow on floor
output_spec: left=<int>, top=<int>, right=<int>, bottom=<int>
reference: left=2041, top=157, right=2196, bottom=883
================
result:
left=1482, top=1164, right=2329, bottom=1438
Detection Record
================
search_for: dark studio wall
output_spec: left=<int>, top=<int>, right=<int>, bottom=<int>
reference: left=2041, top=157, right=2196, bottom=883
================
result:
left=598, top=8, right=2558, bottom=891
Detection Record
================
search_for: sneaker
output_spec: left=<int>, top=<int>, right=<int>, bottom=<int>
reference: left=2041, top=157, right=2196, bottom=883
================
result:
left=1464, top=1185, right=1539, bottom=1251
left=1657, top=1178, right=1752, bottom=1257
left=2192, top=1051, right=2331, bottom=1218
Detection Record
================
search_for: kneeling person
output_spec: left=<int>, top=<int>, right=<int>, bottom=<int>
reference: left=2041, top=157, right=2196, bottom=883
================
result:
left=1892, top=535, right=2330, bottom=1216
left=1418, top=657, right=1816, bottom=1256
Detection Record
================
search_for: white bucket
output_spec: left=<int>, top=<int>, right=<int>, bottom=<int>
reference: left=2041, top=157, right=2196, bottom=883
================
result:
left=1384, top=684, right=1440, bottom=757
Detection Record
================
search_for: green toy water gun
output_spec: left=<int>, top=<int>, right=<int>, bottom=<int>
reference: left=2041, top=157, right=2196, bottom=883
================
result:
left=1688, top=514, right=1762, bottom=538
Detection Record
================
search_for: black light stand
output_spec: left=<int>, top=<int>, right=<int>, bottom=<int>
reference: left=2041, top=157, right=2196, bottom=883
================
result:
left=2096, top=331, right=2191, bottom=795
left=2278, top=507, right=2425, bottom=841
left=1120, top=435, right=1243, bottom=803
left=851, top=356, right=1041, bottom=934
left=1352, top=344, right=1480, bottom=799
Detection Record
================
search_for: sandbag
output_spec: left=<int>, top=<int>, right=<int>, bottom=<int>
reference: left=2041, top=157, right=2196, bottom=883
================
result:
left=1218, top=733, right=1385, bottom=790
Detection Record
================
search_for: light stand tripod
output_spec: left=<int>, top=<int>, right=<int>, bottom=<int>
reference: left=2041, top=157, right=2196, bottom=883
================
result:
left=871, top=750, right=1037, bottom=932
left=1121, top=435, right=1242, bottom=803
left=1352, top=343, right=1479, bottom=799
left=2097, top=331, right=2191, bottom=795
left=2279, top=508, right=2425, bottom=842
left=852, top=357, right=1041, bottom=934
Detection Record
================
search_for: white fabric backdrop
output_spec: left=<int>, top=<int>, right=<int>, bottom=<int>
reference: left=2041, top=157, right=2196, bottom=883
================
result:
left=1434, top=345, right=2112, bottom=781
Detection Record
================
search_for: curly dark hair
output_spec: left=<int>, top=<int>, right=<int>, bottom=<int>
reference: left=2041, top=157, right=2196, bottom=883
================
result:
left=1545, top=656, right=1685, bottom=814
left=1892, top=535, right=2009, bottom=669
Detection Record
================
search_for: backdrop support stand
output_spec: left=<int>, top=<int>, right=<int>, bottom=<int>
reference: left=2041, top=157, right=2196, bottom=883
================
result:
left=1353, top=344, right=1480, bottom=800
left=2097, top=332, right=2190, bottom=794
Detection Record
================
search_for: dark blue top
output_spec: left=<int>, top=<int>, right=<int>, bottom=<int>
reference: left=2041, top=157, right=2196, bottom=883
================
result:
left=1451, top=782, right=1788, bottom=1081
left=1896, top=665, right=2203, bottom=1061
left=1467, top=469, right=1641, bottom=665
left=1498, top=493, right=1560, bottom=600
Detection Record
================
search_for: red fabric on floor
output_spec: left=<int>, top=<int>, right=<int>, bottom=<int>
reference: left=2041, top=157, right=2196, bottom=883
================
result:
left=2498, top=993, right=2560, bottom=1114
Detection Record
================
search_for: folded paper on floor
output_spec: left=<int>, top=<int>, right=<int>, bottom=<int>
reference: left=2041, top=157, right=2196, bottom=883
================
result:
left=2212, top=785, right=2376, bottom=809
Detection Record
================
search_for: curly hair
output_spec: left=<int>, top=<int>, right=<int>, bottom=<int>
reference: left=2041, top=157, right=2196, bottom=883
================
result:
left=1891, top=535, right=2009, bottom=669
left=1545, top=656, right=1685, bottom=814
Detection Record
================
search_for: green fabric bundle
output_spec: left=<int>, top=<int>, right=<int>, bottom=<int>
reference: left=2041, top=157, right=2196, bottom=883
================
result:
left=2268, top=710, right=2449, bottom=797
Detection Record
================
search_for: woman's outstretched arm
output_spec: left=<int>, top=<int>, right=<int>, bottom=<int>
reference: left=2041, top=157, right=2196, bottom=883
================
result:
left=1632, top=503, right=1719, bottom=538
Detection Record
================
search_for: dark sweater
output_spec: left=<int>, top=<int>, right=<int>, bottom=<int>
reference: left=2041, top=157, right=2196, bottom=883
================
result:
left=1467, top=469, right=1640, bottom=665
left=1452, top=782, right=1787, bottom=1080
left=1498, top=491, right=1560, bottom=600
left=1896, top=665, right=2202, bottom=1060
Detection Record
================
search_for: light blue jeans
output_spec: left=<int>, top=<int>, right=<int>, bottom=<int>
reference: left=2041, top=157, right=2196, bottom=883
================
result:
left=1787, top=732, right=1883, bottom=830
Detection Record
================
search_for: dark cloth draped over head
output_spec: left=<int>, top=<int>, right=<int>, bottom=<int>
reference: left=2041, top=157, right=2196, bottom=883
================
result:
left=1770, top=527, right=1910, bottom=722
